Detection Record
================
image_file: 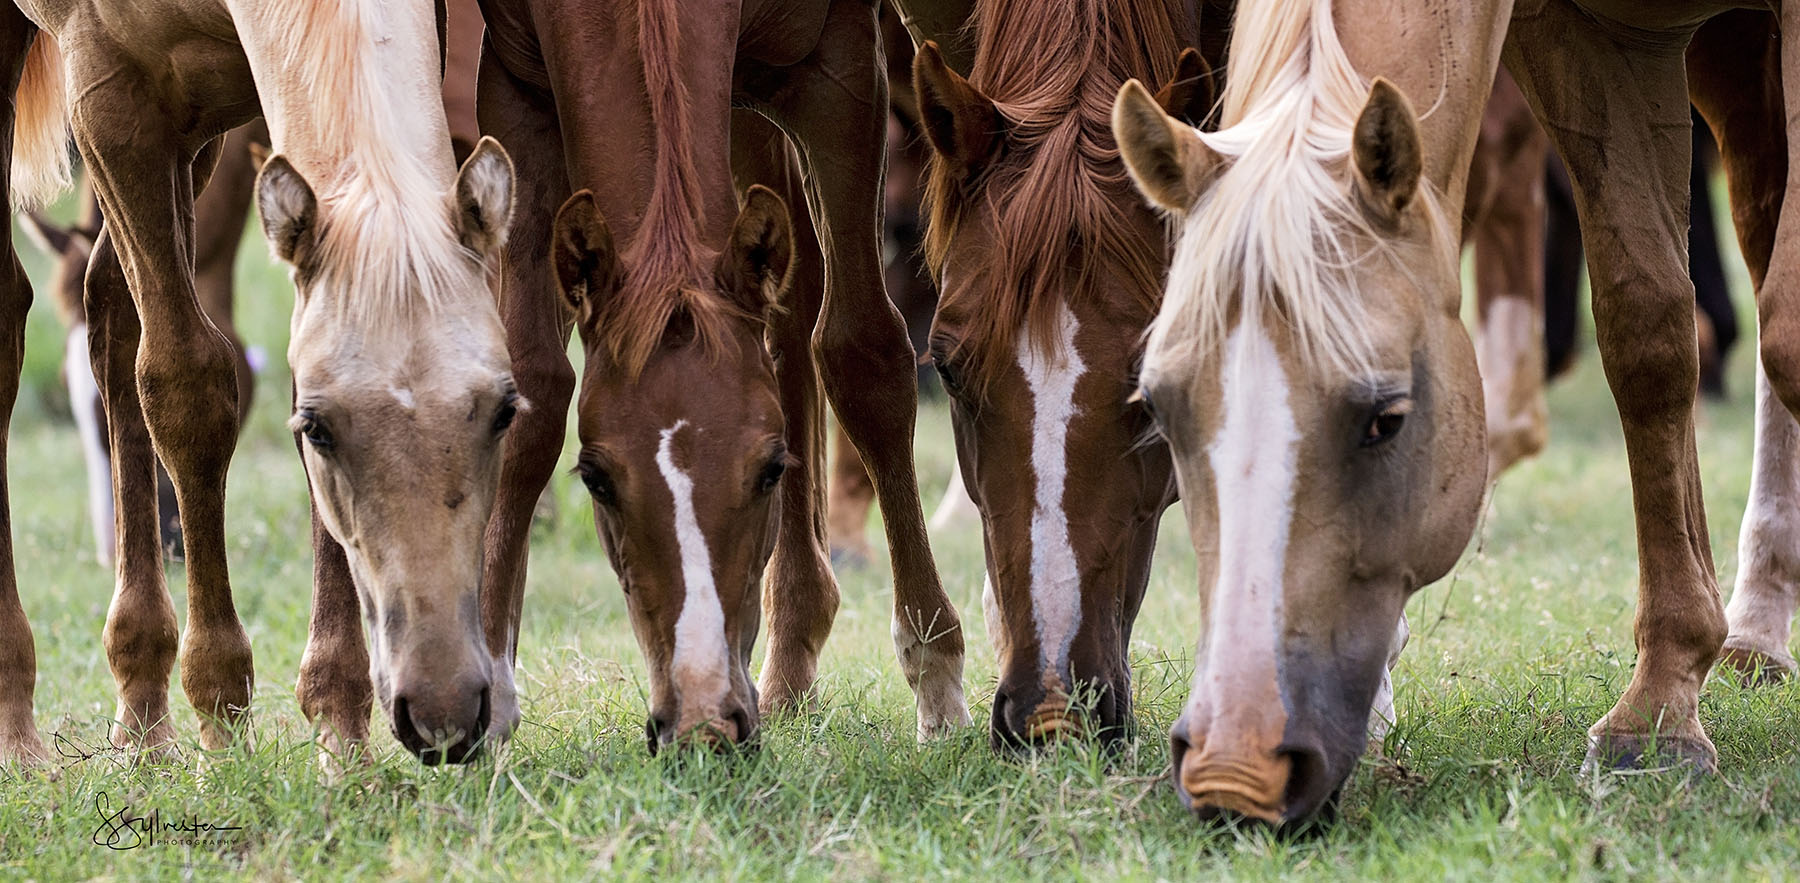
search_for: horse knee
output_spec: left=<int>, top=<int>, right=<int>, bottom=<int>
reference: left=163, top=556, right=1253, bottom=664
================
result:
left=136, top=328, right=241, bottom=471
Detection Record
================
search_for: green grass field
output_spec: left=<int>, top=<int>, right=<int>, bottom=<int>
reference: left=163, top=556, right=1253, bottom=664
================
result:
left=3, top=179, right=1799, bottom=881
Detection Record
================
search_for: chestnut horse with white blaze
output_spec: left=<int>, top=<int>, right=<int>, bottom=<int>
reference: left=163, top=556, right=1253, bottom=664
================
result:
left=1115, top=0, right=1797, bottom=825
left=911, top=0, right=1214, bottom=747
left=1, top=0, right=517, bottom=767
left=479, top=0, right=968, bottom=749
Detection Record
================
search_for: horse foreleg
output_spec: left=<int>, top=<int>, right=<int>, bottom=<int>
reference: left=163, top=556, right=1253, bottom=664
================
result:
left=79, top=102, right=250, bottom=753
left=86, top=229, right=181, bottom=755
left=731, top=110, right=840, bottom=717
left=0, top=13, right=47, bottom=766
left=1506, top=8, right=1723, bottom=774
left=754, top=0, right=969, bottom=739
left=295, top=499, right=372, bottom=771
left=475, top=49, right=576, bottom=742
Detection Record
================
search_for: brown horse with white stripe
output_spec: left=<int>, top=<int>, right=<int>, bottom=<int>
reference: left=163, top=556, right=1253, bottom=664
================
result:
left=482, top=0, right=969, bottom=749
left=911, top=0, right=1211, bottom=747
left=1115, top=0, right=1796, bottom=826
left=2, top=0, right=516, bottom=767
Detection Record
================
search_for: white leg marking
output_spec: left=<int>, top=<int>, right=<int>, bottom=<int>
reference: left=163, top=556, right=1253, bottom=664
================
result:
left=1369, top=613, right=1409, bottom=741
left=657, top=420, right=730, bottom=719
left=67, top=325, right=115, bottom=567
left=1194, top=322, right=1299, bottom=712
left=1727, top=359, right=1800, bottom=667
left=1017, top=303, right=1086, bottom=682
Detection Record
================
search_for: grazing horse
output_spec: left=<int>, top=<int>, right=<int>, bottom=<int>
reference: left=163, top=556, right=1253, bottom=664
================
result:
left=480, top=0, right=968, bottom=749
left=14, top=0, right=484, bottom=571
left=0, top=0, right=516, bottom=767
left=1115, top=0, right=1793, bottom=825
left=910, top=0, right=1208, bottom=747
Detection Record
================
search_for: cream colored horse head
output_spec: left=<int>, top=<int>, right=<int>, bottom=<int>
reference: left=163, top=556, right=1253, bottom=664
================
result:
left=258, top=136, right=517, bottom=764
left=1112, top=3, right=1486, bottom=824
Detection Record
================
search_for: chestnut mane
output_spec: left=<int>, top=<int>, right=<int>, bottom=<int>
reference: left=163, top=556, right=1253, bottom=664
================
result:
left=921, top=0, right=1190, bottom=389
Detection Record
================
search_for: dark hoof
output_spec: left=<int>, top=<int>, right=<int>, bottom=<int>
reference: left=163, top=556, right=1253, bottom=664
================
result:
left=1716, top=642, right=1797, bottom=687
left=1580, top=731, right=1717, bottom=779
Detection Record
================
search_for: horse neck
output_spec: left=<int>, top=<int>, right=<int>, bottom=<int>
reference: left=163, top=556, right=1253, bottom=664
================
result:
left=226, top=0, right=455, bottom=196
left=1330, top=0, right=1509, bottom=213
left=545, top=0, right=739, bottom=259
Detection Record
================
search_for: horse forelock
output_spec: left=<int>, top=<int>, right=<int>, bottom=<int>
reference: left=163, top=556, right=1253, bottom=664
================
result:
left=922, top=0, right=1187, bottom=394
left=1151, top=0, right=1454, bottom=382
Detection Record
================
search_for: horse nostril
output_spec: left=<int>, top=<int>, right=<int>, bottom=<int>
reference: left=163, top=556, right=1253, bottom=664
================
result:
left=726, top=707, right=753, bottom=745
left=390, top=695, right=436, bottom=764
left=1279, top=745, right=1332, bottom=819
left=1169, top=730, right=1195, bottom=809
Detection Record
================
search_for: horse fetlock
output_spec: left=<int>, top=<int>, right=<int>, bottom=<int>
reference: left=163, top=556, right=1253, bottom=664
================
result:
left=892, top=609, right=971, bottom=738
left=179, top=622, right=254, bottom=750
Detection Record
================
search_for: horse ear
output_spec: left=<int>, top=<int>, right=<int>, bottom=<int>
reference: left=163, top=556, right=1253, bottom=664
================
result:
left=913, top=41, right=1002, bottom=182
left=551, top=190, right=621, bottom=325
left=1112, top=78, right=1222, bottom=213
left=1351, top=78, right=1423, bottom=222
left=454, top=136, right=516, bottom=258
left=256, top=155, right=319, bottom=266
left=1153, top=48, right=1216, bottom=128
left=17, top=209, right=79, bottom=257
left=246, top=140, right=271, bottom=171
left=720, top=185, right=794, bottom=322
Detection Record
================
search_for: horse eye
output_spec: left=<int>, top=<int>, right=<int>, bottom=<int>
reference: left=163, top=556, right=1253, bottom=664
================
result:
left=1361, top=400, right=1412, bottom=448
left=756, top=457, right=787, bottom=495
left=296, top=411, right=335, bottom=451
left=933, top=358, right=963, bottom=397
left=493, top=395, right=520, bottom=434
left=580, top=464, right=617, bottom=505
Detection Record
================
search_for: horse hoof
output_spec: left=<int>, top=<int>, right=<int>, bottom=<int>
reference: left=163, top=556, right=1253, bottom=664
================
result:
left=1716, top=641, right=1797, bottom=687
left=1579, top=730, right=1716, bottom=779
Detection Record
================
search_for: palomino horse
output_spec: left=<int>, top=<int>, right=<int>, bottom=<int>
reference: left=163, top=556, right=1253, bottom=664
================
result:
left=1115, top=0, right=1789, bottom=824
left=910, top=0, right=1209, bottom=747
left=14, top=0, right=483, bottom=571
left=1, top=0, right=517, bottom=767
left=480, top=0, right=968, bottom=749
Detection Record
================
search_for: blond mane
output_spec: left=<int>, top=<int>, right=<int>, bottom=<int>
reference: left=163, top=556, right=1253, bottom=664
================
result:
left=1149, top=0, right=1452, bottom=378
left=255, top=0, right=484, bottom=328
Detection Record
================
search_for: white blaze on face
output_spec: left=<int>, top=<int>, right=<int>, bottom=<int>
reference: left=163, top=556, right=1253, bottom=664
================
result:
left=1193, top=321, right=1299, bottom=709
left=1017, top=303, right=1085, bottom=682
left=656, top=420, right=730, bottom=719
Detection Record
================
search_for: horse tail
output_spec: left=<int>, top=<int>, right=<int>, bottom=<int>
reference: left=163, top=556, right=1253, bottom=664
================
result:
left=11, top=32, right=72, bottom=209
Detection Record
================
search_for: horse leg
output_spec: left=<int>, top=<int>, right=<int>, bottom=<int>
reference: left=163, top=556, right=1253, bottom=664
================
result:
left=78, top=93, right=250, bottom=752
left=0, top=15, right=47, bottom=766
left=476, top=47, right=576, bottom=740
left=826, top=422, right=876, bottom=566
left=295, top=496, right=372, bottom=768
left=730, top=110, right=839, bottom=715
left=1472, top=75, right=1550, bottom=480
left=1752, top=4, right=1800, bottom=420
left=85, top=229, right=181, bottom=753
left=194, top=122, right=261, bottom=427
left=1689, top=9, right=1793, bottom=682
left=748, top=0, right=970, bottom=738
left=1504, top=9, right=1723, bottom=772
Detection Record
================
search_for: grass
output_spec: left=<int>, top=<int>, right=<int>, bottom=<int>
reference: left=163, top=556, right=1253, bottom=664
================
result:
left=3, top=176, right=1800, bottom=881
